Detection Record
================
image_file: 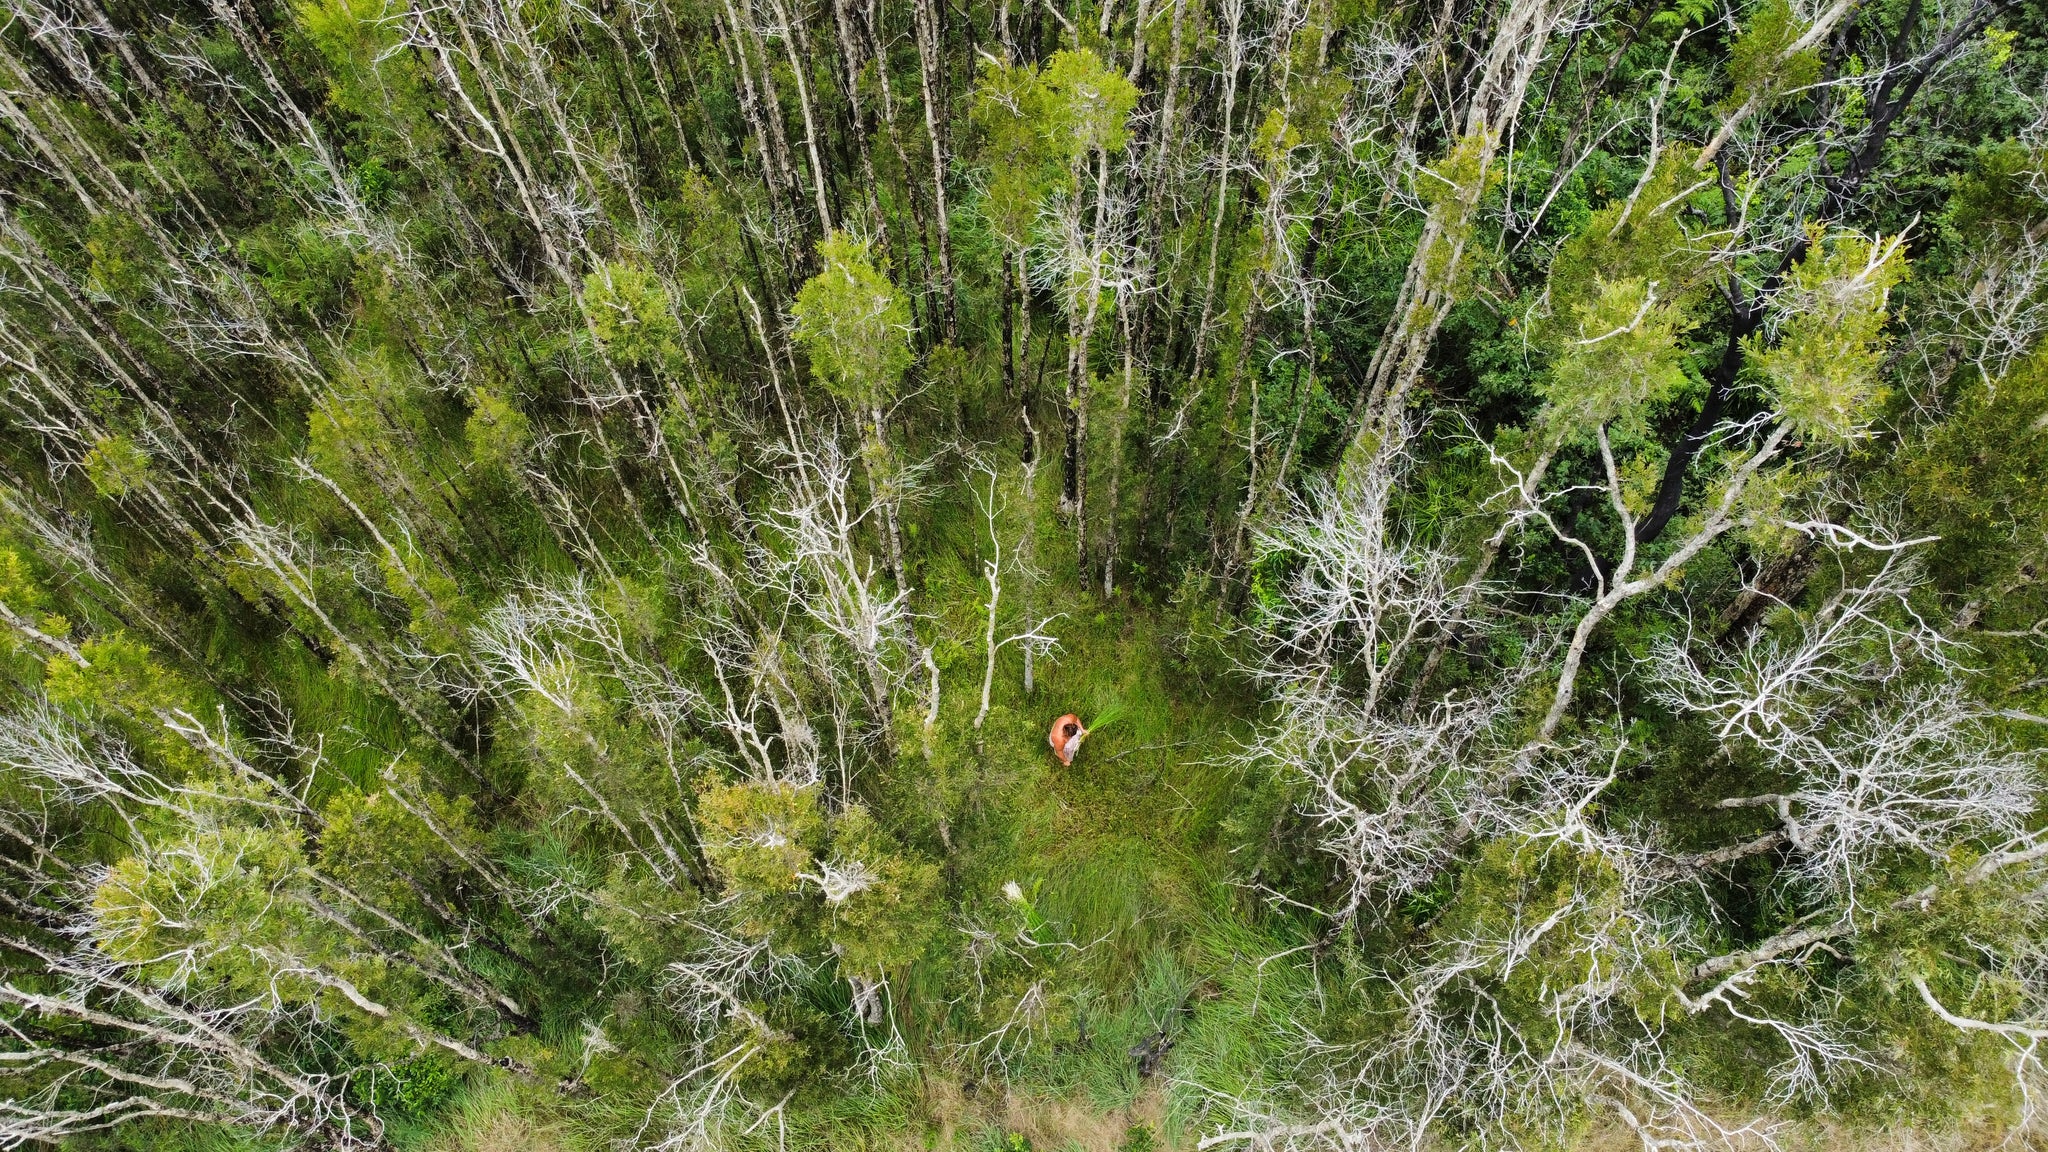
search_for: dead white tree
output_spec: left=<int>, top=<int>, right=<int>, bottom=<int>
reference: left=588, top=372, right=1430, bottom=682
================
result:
left=0, top=934, right=375, bottom=1148
left=1648, top=549, right=2042, bottom=909
left=968, top=457, right=1063, bottom=730
left=756, top=439, right=918, bottom=728
left=469, top=576, right=706, bottom=884
left=1199, top=739, right=1783, bottom=1152
left=1233, top=438, right=1540, bottom=918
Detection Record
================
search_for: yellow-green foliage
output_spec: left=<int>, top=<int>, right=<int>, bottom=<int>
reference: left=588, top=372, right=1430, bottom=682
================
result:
left=516, top=659, right=607, bottom=758
left=971, top=59, right=1065, bottom=249
left=1728, top=460, right=1818, bottom=556
left=1725, top=0, right=1823, bottom=112
left=1750, top=228, right=1909, bottom=442
left=83, top=434, right=151, bottom=500
left=3, top=4, right=2039, bottom=1145
left=1983, top=25, right=2017, bottom=70
left=83, top=214, right=158, bottom=302
left=93, top=807, right=308, bottom=972
left=42, top=634, right=188, bottom=717
left=0, top=546, right=50, bottom=620
left=1037, top=49, right=1141, bottom=165
left=44, top=634, right=207, bottom=776
left=709, top=1010, right=813, bottom=1092
left=321, top=773, right=484, bottom=915
left=92, top=789, right=385, bottom=1009
left=418, top=1081, right=579, bottom=1152
left=1252, top=8, right=1351, bottom=167
left=791, top=232, right=913, bottom=409
left=466, top=388, right=531, bottom=471
left=1531, top=155, right=1709, bottom=440
left=583, top=262, right=681, bottom=370
left=1419, top=130, right=1502, bottom=295
left=587, top=861, right=702, bottom=969
left=241, top=222, right=358, bottom=316
left=966, top=48, right=1137, bottom=256
left=1540, top=277, right=1693, bottom=433
left=1945, top=139, right=2048, bottom=242
left=379, top=542, right=474, bottom=654
left=1545, top=149, right=1711, bottom=322
left=295, top=0, right=436, bottom=145
left=663, top=173, right=747, bottom=305
left=91, top=797, right=426, bottom=1064
left=820, top=804, right=941, bottom=977
left=1251, top=65, right=1352, bottom=166
left=697, top=779, right=826, bottom=899
left=308, top=348, right=431, bottom=483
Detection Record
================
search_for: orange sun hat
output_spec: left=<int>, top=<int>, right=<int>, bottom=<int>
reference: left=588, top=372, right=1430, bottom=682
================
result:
left=1048, top=714, right=1086, bottom=765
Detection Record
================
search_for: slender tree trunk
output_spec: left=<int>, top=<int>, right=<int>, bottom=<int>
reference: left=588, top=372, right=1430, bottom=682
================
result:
left=830, top=0, right=892, bottom=242
left=865, top=0, right=940, bottom=335
left=910, top=0, right=958, bottom=340
left=1346, top=0, right=1562, bottom=473
left=1063, top=151, right=1112, bottom=577
left=1102, top=295, right=1139, bottom=596
left=1191, top=0, right=1247, bottom=381
left=764, top=0, right=835, bottom=233
left=867, top=406, right=910, bottom=593
left=713, top=2, right=795, bottom=222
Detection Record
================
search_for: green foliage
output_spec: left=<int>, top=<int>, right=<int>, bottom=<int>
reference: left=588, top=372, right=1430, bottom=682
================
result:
left=583, top=262, right=681, bottom=369
left=1750, top=228, right=1909, bottom=441
left=242, top=223, right=357, bottom=317
left=466, top=388, right=532, bottom=471
left=320, top=774, right=482, bottom=917
left=1540, top=276, right=1693, bottom=433
left=697, top=779, right=826, bottom=900
left=1036, top=50, right=1142, bottom=166
left=1, top=3, right=2045, bottom=1149
left=359, top=1054, right=466, bottom=1120
left=83, top=214, right=159, bottom=302
left=587, top=861, right=703, bottom=968
left=1418, top=130, right=1502, bottom=295
left=791, top=233, right=913, bottom=409
left=819, top=804, right=942, bottom=975
left=1946, top=139, right=2048, bottom=237
left=968, top=47, right=1139, bottom=258
left=295, top=0, right=435, bottom=138
left=308, top=349, right=432, bottom=483
left=44, top=634, right=206, bottom=776
left=1433, top=834, right=1683, bottom=1038
left=91, top=794, right=400, bottom=1039
left=0, top=546, right=50, bottom=621
left=971, top=61, right=1066, bottom=249
left=1544, top=148, right=1710, bottom=322
left=83, top=434, right=151, bottom=500
left=1725, top=0, right=1824, bottom=111
left=379, top=540, right=475, bottom=653
left=1898, top=346, right=2048, bottom=589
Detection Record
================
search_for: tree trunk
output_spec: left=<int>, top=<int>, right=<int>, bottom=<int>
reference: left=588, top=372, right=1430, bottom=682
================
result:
left=910, top=0, right=958, bottom=340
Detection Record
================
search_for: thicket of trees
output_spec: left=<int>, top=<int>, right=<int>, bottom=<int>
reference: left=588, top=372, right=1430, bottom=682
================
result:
left=0, top=0, right=2045, bottom=1147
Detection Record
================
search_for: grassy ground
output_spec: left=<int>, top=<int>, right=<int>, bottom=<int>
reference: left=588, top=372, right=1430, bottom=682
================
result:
left=897, top=594, right=1264, bottom=1149
left=375, top=459, right=1300, bottom=1152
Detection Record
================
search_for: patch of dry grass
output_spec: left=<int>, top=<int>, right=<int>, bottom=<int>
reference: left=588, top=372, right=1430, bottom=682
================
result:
left=421, top=1082, right=578, bottom=1152
left=911, top=1076, right=1173, bottom=1150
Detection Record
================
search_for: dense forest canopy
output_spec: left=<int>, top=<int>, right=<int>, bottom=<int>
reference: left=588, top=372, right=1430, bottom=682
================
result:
left=0, top=0, right=2045, bottom=1147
